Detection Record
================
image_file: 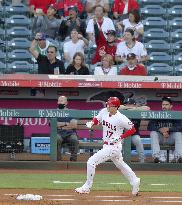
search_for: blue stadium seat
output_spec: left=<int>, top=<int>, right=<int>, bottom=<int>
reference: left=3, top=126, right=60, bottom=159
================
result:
left=139, top=0, right=167, bottom=7
left=169, top=18, right=182, bottom=31
left=175, top=65, right=182, bottom=76
left=141, top=5, right=167, bottom=18
left=168, top=6, right=182, bottom=18
left=6, top=61, right=33, bottom=74
left=144, top=29, right=169, bottom=42
left=142, top=17, right=168, bottom=30
left=0, top=51, right=6, bottom=62
left=7, top=38, right=31, bottom=50
left=7, top=27, right=32, bottom=39
left=171, top=40, right=182, bottom=54
left=171, top=29, right=182, bottom=42
left=174, top=53, right=182, bottom=65
left=5, top=3, right=29, bottom=17
left=0, top=28, right=5, bottom=40
left=148, top=63, right=173, bottom=76
left=145, top=40, right=170, bottom=52
left=149, top=52, right=172, bottom=64
left=7, top=49, right=32, bottom=62
left=0, top=62, right=6, bottom=73
left=5, top=15, right=31, bottom=28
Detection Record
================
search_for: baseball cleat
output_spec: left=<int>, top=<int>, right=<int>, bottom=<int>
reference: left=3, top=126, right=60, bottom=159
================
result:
left=75, top=185, right=90, bottom=194
left=132, top=177, right=140, bottom=196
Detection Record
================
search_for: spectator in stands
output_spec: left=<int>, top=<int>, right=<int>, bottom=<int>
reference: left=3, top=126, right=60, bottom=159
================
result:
left=92, top=27, right=119, bottom=65
left=29, top=0, right=56, bottom=15
left=120, top=98, right=150, bottom=163
left=86, top=0, right=110, bottom=18
left=148, top=97, right=182, bottom=163
left=56, top=0, right=84, bottom=18
left=94, top=54, right=117, bottom=75
left=119, top=53, right=147, bottom=76
left=116, top=10, right=144, bottom=41
left=112, top=0, right=139, bottom=20
left=65, top=52, right=89, bottom=75
left=58, top=6, right=87, bottom=41
left=29, top=40, right=65, bottom=74
left=86, top=5, right=115, bottom=44
left=57, top=96, right=79, bottom=161
left=63, top=28, right=88, bottom=67
left=32, top=4, right=61, bottom=39
left=31, top=32, right=61, bottom=62
left=115, top=28, right=149, bottom=64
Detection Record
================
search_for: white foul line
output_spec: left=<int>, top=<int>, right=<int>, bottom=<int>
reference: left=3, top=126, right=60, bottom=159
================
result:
left=99, top=199, right=132, bottom=202
left=95, top=196, right=129, bottom=198
left=150, top=197, right=182, bottom=199
left=150, top=184, right=169, bottom=186
left=154, top=201, right=182, bottom=203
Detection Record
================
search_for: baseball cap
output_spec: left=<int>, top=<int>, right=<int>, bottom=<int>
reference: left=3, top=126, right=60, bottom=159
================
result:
left=48, top=4, right=57, bottom=11
left=68, top=6, right=78, bottom=12
left=123, top=98, right=136, bottom=105
left=127, top=53, right=136, bottom=60
left=125, top=28, right=135, bottom=36
left=106, top=30, right=116, bottom=36
left=35, top=32, right=46, bottom=40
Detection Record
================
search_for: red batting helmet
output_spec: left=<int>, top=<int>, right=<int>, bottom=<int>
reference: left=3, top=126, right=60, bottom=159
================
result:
left=106, top=97, right=121, bottom=107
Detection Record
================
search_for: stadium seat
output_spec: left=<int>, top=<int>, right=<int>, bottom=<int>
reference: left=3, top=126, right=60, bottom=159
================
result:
left=148, top=63, right=174, bottom=76
left=0, top=51, right=6, bottom=62
left=171, top=29, right=182, bottom=42
left=6, top=61, right=33, bottom=74
left=168, top=0, right=182, bottom=6
left=139, top=0, right=167, bottom=7
left=174, top=53, right=182, bottom=65
left=7, top=49, right=32, bottom=62
left=5, top=15, right=31, bottom=28
left=171, top=40, right=182, bottom=54
left=144, top=29, right=169, bottom=42
left=174, top=65, right=182, bottom=76
left=169, top=18, right=182, bottom=31
left=168, top=6, right=182, bottom=19
left=141, top=5, right=167, bottom=18
left=142, top=17, right=168, bottom=30
left=149, top=52, right=172, bottom=64
left=0, top=28, right=5, bottom=39
left=0, top=62, right=6, bottom=73
left=7, top=38, right=31, bottom=50
left=145, top=40, right=170, bottom=53
left=5, top=3, right=29, bottom=17
left=7, top=27, right=32, bottom=39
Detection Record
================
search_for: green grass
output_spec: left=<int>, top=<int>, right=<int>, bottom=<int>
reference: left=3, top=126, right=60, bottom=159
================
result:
left=0, top=173, right=182, bottom=192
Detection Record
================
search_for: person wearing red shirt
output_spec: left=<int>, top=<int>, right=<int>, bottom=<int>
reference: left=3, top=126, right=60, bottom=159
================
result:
left=112, top=0, right=139, bottom=19
left=92, top=23, right=119, bottom=64
left=29, top=0, right=56, bottom=14
left=55, top=0, right=84, bottom=17
left=120, top=53, right=147, bottom=76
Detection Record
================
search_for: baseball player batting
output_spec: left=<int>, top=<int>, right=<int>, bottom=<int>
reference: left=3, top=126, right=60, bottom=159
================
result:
left=75, top=97, right=140, bottom=196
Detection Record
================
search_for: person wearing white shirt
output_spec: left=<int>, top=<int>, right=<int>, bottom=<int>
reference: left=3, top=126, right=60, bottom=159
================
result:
left=115, top=28, right=148, bottom=64
left=86, top=5, right=115, bottom=43
left=94, top=54, right=118, bottom=75
left=64, top=29, right=88, bottom=65
left=117, top=10, right=144, bottom=41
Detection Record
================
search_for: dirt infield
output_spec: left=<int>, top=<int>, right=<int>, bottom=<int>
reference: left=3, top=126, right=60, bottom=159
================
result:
left=0, top=170, right=181, bottom=205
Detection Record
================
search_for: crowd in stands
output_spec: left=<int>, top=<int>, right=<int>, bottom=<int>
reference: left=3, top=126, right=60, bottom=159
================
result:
left=26, top=0, right=150, bottom=75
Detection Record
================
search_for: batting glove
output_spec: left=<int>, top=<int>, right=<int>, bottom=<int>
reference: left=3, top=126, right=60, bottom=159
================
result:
left=86, top=121, right=94, bottom=128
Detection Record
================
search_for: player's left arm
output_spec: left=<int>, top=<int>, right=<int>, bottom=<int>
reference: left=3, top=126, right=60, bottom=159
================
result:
left=120, top=116, right=136, bottom=139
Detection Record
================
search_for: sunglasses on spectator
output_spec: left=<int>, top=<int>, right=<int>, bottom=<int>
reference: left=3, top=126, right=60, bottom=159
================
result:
left=35, top=38, right=44, bottom=41
left=47, top=51, right=54, bottom=53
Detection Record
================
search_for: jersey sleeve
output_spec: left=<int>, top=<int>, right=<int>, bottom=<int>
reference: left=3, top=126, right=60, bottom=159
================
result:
left=120, top=114, right=134, bottom=130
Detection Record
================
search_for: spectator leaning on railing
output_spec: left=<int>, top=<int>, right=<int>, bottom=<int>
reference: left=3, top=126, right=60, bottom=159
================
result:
left=148, top=97, right=182, bottom=163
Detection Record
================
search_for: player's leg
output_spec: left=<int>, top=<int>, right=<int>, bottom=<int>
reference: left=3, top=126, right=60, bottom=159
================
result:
left=131, top=135, right=145, bottom=163
left=75, top=145, right=112, bottom=194
left=111, top=153, right=140, bottom=196
left=150, top=131, right=165, bottom=162
left=66, top=134, right=79, bottom=161
left=170, top=132, right=182, bottom=162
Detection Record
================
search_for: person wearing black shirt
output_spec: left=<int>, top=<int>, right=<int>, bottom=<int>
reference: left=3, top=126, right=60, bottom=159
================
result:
left=29, top=39, right=65, bottom=74
left=65, top=52, right=89, bottom=75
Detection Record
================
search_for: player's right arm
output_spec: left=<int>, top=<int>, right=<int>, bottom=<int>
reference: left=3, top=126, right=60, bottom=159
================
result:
left=86, top=109, right=103, bottom=128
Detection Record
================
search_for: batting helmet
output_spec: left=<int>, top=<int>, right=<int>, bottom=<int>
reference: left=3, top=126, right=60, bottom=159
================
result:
left=106, top=97, right=121, bottom=107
